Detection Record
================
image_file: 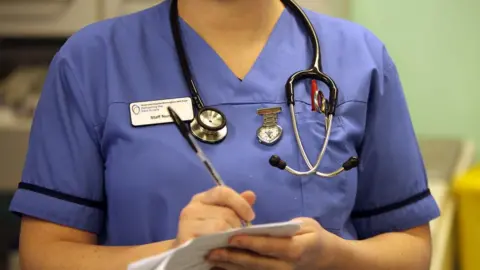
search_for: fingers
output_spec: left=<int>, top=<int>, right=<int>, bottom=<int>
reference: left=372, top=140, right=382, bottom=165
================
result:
left=180, top=204, right=243, bottom=228
left=194, top=187, right=256, bottom=222
left=176, top=187, right=256, bottom=245
left=209, top=248, right=291, bottom=270
left=228, top=235, right=302, bottom=262
left=175, top=214, right=242, bottom=246
left=240, top=191, right=256, bottom=206
left=186, top=220, right=235, bottom=238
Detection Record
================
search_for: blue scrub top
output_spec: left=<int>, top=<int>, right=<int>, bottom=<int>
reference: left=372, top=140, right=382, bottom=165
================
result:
left=10, top=0, right=440, bottom=246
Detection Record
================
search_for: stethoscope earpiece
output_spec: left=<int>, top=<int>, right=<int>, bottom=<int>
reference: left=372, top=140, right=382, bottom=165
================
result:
left=269, top=155, right=287, bottom=170
left=342, top=157, right=360, bottom=171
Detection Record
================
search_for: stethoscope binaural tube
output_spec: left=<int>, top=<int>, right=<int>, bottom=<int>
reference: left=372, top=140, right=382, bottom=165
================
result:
left=269, top=0, right=359, bottom=177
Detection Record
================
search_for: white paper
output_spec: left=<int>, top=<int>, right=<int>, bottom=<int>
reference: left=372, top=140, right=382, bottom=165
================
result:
left=128, top=221, right=302, bottom=270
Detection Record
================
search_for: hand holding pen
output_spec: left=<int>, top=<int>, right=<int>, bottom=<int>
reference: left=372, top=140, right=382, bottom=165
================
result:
left=167, top=107, right=254, bottom=247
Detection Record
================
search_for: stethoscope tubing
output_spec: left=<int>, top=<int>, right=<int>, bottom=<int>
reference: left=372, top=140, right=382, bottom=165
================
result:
left=169, top=0, right=204, bottom=111
left=168, top=0, right=357, bottom=177
left=280, top=0, right=321, bottom=71
left=287, top=107, right=344, bottom=177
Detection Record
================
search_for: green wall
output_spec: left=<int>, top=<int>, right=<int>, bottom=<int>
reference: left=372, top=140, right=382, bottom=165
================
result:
left=350, top=0, right=480, bottom=160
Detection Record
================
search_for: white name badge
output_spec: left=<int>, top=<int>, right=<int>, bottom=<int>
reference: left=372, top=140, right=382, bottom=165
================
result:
left=129, top=97, right=194, bottom=127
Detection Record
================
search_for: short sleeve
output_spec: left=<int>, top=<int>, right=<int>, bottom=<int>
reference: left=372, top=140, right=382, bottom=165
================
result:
left=351, top=49, right=440, bottom=239
left=9, top=53, right=105, bottom=234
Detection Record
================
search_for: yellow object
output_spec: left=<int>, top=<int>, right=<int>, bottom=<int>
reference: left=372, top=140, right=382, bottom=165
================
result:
left=453, top=164, right=480, bottom=270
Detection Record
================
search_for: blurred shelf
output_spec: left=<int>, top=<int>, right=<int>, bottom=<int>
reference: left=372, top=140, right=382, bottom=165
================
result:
left=0, top=108, right=32, bottom=132
left=0, top=108, right=31, bottom=191
left=0, top=0, right=101, bottom=37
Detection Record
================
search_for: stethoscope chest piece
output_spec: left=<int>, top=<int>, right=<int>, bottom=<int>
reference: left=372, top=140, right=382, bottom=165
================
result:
left=256, top=106, right=283, bottom=146
left=190, top=107, right=228, bottom=144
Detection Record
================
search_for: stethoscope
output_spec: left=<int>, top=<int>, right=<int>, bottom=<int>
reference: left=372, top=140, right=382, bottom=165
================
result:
left=169, top=0, right=359, bottom=177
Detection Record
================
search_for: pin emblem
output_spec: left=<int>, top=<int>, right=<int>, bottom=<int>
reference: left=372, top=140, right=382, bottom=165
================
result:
left=256, top=107, right=283, bottom=145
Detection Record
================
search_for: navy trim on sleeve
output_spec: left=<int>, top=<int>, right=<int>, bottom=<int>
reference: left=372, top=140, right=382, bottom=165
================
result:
left=351, top=189, right=431, bottom=219
left=18, top=183, right=105, bottom=210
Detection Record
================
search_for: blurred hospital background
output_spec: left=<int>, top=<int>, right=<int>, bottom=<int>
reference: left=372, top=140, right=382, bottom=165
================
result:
left=0, top=0, right=479, bottom=269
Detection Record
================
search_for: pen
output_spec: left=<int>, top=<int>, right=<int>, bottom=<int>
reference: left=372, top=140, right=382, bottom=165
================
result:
left=167, top=106, right=252, bottom=227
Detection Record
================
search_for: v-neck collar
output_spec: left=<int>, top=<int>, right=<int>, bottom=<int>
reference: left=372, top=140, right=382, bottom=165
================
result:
left=156, top=0, right=302, bottom=106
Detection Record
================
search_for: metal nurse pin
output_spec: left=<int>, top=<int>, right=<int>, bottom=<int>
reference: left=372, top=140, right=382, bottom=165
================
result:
left=256, top=106, right=283, bottom=146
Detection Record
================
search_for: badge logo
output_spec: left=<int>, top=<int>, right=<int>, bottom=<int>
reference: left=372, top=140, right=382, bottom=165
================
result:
left=131, top=105, right=141, bottom=115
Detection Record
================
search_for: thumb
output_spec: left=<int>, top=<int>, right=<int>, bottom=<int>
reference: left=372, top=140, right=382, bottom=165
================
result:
left=291, top=217, right=320, bottom=234
left=240, top=190, right=256, bottom=206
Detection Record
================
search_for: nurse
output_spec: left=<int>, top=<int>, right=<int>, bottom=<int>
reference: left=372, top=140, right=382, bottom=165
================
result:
left=10, top=0, right=440, bottom=269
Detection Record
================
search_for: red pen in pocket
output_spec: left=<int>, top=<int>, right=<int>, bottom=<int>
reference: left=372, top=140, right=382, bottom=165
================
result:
left=311, top=80, right=317, bottom=111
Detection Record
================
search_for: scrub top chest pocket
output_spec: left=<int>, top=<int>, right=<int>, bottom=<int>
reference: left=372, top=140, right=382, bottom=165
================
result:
left=291, top=100, right=358, bottom=233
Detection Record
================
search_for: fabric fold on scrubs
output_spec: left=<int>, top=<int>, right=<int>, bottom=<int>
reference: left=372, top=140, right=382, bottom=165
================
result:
left=9, top=53, right=105, bottom=235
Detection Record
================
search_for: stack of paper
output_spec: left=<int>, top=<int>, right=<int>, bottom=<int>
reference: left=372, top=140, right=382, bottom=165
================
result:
left=128, top=221, right=302, bottom=270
